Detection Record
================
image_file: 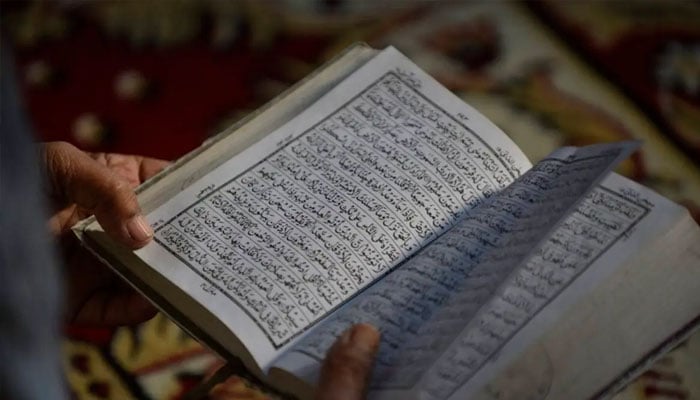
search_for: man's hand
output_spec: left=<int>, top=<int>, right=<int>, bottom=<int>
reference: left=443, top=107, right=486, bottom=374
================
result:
left=316, top=323, right=380, bottom=400
left=42, top=141, right=169, bottom=326
left=208, top=324, right=380, bottom=400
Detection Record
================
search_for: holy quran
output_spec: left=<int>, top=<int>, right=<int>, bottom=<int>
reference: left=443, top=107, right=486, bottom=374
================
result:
left=75, top=44, right=700, bottom=400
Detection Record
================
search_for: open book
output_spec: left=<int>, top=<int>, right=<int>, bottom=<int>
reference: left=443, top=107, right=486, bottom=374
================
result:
left=75, top=44, right=700, bottom=400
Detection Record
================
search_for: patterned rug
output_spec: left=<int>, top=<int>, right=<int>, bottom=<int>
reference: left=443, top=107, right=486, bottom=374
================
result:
left=3, top=1, right=699, bottom=398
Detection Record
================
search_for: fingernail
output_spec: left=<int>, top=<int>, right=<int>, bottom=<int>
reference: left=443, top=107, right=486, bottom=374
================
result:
left=349, top=324, right=380, bottom=353
left=127, top=215, right=153, bottom=243
left=337, top=328, right=353, bottom=346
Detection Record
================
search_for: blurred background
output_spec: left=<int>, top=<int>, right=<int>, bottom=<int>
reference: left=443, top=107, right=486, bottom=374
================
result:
left=2, top=1, right=700, bottom=399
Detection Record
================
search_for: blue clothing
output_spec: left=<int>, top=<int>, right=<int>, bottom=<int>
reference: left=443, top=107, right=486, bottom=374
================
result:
left=1, top=45, right=66, bottom=399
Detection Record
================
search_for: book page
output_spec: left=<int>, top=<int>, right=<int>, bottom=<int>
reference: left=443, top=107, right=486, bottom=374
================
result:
left=274, top=142, right=638, bottom=394
left=133, top=46, right=531, bottom=369
left=418, top=174, right=663, bottom=399
left=461, top=174, right=698, bottom=400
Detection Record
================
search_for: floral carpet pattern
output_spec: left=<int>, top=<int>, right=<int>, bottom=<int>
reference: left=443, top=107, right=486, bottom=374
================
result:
left=3, top=1, right=700, bottom=398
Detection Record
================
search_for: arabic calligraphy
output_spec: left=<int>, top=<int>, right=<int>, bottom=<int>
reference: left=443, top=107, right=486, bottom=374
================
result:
left=152, top=72, right=523, bottom=348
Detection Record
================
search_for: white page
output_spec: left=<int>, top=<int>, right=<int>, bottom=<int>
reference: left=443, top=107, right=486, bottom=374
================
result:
left=456, top=174, right=695, bottom=400
left=275, top=142, right=638, bottom=394
left=133, top=46, right=532, bottom=370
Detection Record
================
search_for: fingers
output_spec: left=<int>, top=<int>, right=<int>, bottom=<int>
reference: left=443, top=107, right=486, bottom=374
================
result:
left=138, top=156, right=170, bottom=182
left=316, top=324, right=380, bottom=400
left=89, top=152, right=170, bottom=187
left=43, top=142, right=153, bottom=248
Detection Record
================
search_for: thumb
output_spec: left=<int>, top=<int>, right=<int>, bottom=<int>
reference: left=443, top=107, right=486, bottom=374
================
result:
left=43, top=141, right=153, bottom=248
left=316, top=324, right=380, bottom=400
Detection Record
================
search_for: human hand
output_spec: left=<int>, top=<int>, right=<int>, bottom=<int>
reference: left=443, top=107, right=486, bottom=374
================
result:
left=316, top=323, right=380, bottom=400
left=207, top=324, right=380, bottom=400
left=42, top=141, right=169, bottom=326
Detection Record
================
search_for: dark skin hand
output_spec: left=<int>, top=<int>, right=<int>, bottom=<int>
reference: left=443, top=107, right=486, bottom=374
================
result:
left=42, top=141, right=169, bottom=326
left=208, top=324, right=381, bottom=400
left=316, top=323, right=380, bottom=400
